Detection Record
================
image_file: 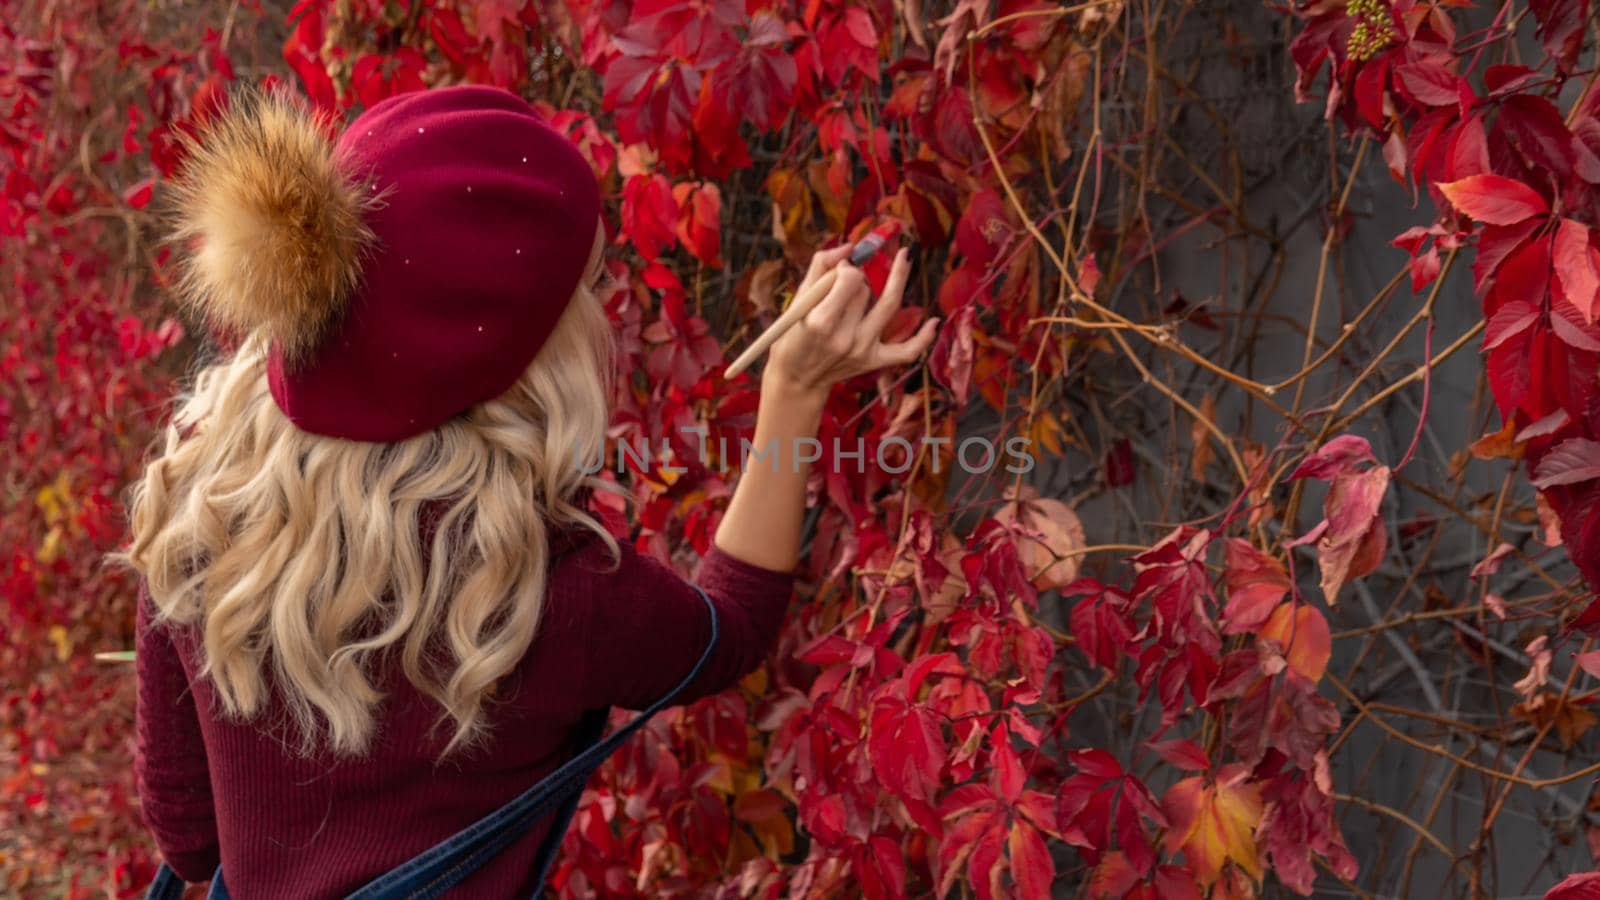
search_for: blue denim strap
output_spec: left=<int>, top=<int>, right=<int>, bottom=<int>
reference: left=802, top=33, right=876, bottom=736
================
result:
left=523, top=706, right=607, bottom=892
left=345, top=584, right=720, bottom=900
left=144, top=860, right=186, bottom=900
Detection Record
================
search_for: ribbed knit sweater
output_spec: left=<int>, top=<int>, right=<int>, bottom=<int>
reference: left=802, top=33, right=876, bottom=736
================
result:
left=133, top=524, right=795, bottom=898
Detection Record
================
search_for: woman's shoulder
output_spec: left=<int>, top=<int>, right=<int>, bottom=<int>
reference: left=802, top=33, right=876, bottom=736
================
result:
left=547, top=520, right=603, bottom=562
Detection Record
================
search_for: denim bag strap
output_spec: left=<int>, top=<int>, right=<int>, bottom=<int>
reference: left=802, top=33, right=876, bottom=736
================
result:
left=145, top=585, right=719, bottom=900
left=344, top=584, right=720, bottom=900
left=144, top=861, right=187, bottom=900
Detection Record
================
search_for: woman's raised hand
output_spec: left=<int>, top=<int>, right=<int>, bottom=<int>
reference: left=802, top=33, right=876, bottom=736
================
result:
left=765, top=245, right=940, bottom=395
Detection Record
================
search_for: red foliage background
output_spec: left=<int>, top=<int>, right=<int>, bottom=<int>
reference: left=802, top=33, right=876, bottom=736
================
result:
left=6, top=0, right=1600, bottom=895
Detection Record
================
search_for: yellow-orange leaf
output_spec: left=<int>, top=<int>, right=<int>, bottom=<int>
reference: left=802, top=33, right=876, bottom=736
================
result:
left=1469, top=417, right=1523, bottom=461
left=1259, top=603, right=1332, bottom=682
left=1162, top=765, right=1264, bottom=887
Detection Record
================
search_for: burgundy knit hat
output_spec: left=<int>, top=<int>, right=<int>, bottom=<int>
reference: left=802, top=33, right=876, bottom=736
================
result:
left=163, top=82, right=603, bottom=442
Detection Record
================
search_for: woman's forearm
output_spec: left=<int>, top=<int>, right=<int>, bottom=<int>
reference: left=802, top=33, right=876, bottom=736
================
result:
left=712, top=376, right=828, bottom=572
left=712, top=245, right=930, bottom=573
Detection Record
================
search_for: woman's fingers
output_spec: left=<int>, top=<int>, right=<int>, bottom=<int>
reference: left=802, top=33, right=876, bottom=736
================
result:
left=870, top=316, right=941, bottom=368
left=806, top=263, right=868, bottom=332
left=861, top=248, right=912, bottom=337
left=802, top=243, right=855, bottom=289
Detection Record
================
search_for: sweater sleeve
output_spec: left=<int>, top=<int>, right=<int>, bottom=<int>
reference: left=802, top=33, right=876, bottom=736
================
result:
left=580, top=542, right=796, bottom=712
left=134, top=580, right=221, bottom=882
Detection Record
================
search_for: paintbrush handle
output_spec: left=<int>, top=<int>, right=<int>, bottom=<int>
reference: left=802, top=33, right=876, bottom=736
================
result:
left=723, top=268, right=840, bottom=379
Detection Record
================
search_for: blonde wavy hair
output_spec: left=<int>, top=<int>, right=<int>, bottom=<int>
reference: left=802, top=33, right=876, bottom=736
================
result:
left=113, top=281, right=618, bottom=758
left=110, top=84, right=621, bottom=758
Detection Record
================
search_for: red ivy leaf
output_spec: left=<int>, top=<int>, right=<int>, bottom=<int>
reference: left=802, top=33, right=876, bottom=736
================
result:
left=1067, top=584, right=1135, bottom=670
left=1529, top=0, right=1590, bottom=74
left=1438, top=174, right=1549, bottom=225
left=621, top=173, right=679, bottom=262
left=1554, top=218, right=1600, bottom=325
left=1532, top=438, right=1600, bottom=488
left=868, top=692, right=946, bottom=802
left=929, top=304, right=976, bottom=404
left=1546, top=871, right=1600, bottom=900
left=1008, top=821, right=1054, bottom=896
left=1222, top=539, right=1292, bottom=633
left=1393, top=59, right=1459, bottom=107
left=1148, top=738, right=1210, bottom=772
left=1501, top=94, right=1578, bottom=182
left=672, top=181, right=723, bottom=267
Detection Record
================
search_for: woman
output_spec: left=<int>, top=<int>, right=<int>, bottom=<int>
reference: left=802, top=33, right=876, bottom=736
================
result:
left=113, top=82, right=936, bottom=897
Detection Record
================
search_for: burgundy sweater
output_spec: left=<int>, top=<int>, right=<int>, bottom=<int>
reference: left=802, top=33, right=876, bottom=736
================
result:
left=134, top=525, right=795, bottom=898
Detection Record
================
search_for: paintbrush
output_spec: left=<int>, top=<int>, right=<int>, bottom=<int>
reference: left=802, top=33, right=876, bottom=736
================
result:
left=724, top=223, right=900, bottom=379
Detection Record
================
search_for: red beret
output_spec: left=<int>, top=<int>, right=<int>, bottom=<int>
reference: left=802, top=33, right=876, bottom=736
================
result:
left=263, top=85, right=602, bottom=441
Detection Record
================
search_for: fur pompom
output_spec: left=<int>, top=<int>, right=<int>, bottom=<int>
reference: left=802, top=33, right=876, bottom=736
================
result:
left=161, top=82, right=384, bottom=367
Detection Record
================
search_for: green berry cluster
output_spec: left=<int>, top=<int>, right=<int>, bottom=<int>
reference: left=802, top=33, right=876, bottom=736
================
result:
left=1346, top=0, right=1396, bottom=62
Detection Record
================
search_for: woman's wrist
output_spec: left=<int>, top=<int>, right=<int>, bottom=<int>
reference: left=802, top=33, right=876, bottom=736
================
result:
left=759, top=367, right=830, bottom=413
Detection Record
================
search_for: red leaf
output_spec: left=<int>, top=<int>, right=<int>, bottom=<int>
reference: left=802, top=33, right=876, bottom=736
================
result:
left=1353, top=57, right=1390, bottom=131
left=1575, top=650, right=1600, bottom=680
left=1291, top=437, right=1390, bottom=603
left=1446, top=115, right=1492, bottom=179
left=1474, top=218, right=1544, bottom=294
left=820, top=8, right=879, bottom=84
left=1549, top=306, right=1600, bottom=352
left=1486, top=64, right=1539, bottom=95
left=1484, top=301, right=1541, bottom=351
left=714, top=10, right=797, bottom=132
left=1576, top=117, right=1600, bottom=184
left=1315, top=467, right=1391, bottom=604
left=992, top=733, right=1026, bottom=804
left=1488, top=321, right=1538, bottom=419
left=1530, top=0, right=1590, bottom=73
left=689, top=74, right=753, bottom=179
left=1546, top=871, right=1600, bottom=900
left=929, top=304, right=976, bottom=404
left=1068, top=586, right=1134, bottom=669
left=1502, top=94, right=1578, bottom=181
left=621, top=173, right=679, bottom=262
left=1471, top=542, right=1517, bottom=578
left=603, top=42, right=705, bottom=170
left=122, top=177, right=154, bottom=210
left=937, top=807, right=997, bottom=898
left=1438, top=175, right=1550, bottom=225
left=1555, top=218, right=1600, bottom=324
left=1008, top=821, right=1054, bottom=897
left=955, top=189, right=1013, bottom=269
left=1087, top=851, right=1141, bottom=898
left=1222, top=539, right=1292, bottom=634
left=1069, top=748, right=1125, bottom=780
left=1290, top=434, right=1378, bottom=480
left=1409, top=245, right=1442, bottom=293
left=424, top=6, right=473, bottom=67
left=1533, top=438, right=1600, bottom=488
left=1104, top=438, right=1136, bottom=487
left=1148, top=738, right=1210, bottom=772
left=860, top=834, right=907, bottom=898
left=1488, top=233, right=1553, bottom=316
left=1394, top=60, right=1459, bottom=107
left=869, top=694, right=946, bottom=802
left=808, top=794, right=849, bottom=846
left=672, top=181, right=723, bottom=267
